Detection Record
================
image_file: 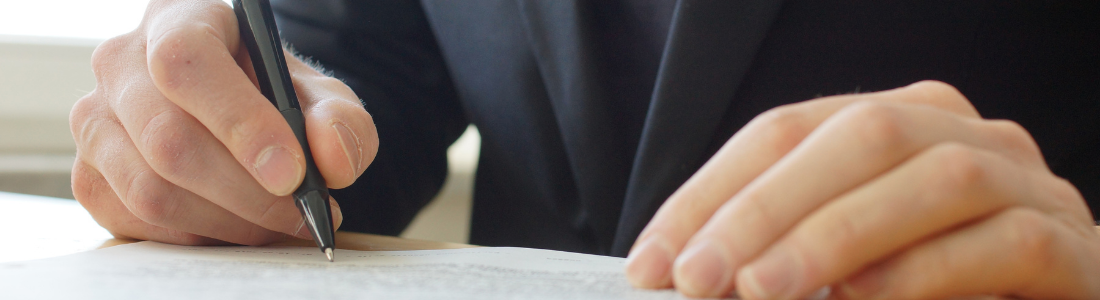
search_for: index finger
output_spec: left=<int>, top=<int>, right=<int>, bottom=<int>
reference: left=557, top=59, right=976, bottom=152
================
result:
left=144, top=0, right=306, bottom=196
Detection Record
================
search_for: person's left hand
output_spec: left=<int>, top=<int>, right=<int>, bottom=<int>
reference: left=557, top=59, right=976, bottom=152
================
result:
left=624, top=81, right=1100, bottom=299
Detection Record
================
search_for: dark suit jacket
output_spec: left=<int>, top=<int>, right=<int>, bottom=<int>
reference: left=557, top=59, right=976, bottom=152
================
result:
left=271, top=0, right=1100, bottom=257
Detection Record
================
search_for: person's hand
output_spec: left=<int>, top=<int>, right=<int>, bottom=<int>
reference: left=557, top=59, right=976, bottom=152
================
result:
left=69, top=0, right=377, bottom=245
left=625, top=81, right=1100, bottom=299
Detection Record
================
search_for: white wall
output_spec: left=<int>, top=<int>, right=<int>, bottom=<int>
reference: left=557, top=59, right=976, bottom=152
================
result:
left=0, top=35, right=97, bottom=154
left=0, top=0, right=154, bottom=153
left=0, top=35, right=95, bottom=199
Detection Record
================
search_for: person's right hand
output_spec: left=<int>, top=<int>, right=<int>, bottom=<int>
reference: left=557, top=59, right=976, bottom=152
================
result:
left=69, top=0, right=378, bottom=246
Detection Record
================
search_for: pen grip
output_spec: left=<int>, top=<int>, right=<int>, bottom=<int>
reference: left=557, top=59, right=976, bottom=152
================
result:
left=281, top=108, right=329, bottom=195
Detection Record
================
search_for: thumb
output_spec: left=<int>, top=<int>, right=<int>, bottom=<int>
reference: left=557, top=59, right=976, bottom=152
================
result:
left=286, top=52, right=379, bottom=189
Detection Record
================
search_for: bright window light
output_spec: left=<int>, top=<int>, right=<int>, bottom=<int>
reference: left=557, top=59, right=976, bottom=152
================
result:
left=0, top=0, right=233, bottom=40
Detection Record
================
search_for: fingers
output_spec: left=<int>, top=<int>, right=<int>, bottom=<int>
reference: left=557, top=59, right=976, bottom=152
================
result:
left=141, top=1, right=376, bottom=192
left=627, top=81, right=986, bottom=291
left=669, top=101, right=1046, bottom=297
left=101, top=46, right=309, bottom=238
left=834, top=207, right=1100, bottom=300
left=734, top=143, right=1075, bottom=300
left=70, top=95, right=291, bottom=245
left=72, top=158, right=225, bottom=246
left=286, top=52, right=378, bottom=188
left=144, top=0, right=305, bottom=196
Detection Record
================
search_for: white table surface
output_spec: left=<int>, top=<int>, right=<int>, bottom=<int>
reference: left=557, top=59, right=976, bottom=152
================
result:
left=0, top=191, right=113, bottom=263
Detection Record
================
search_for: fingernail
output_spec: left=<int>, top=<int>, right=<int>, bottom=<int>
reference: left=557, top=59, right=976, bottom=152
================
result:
left=329, top=197, right=344, bottom=230
left=254, top=146, right=303, bottom=196
left=839, top=264, right=887, bottom=299
left=674, top=241, right=734, bottom=297
left=332, top=121, right=362, bottom=177
left=625, top=236, right=675, bottom=288
left=738, top=251, right=800, bottom=300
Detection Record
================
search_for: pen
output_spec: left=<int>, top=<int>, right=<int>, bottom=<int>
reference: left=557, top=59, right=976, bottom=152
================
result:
left=233, top=0, right=336, bottom=262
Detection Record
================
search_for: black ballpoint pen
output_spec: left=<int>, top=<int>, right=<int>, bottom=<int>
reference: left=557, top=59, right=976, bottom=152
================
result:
left=233, top=0, right=336, bottom=262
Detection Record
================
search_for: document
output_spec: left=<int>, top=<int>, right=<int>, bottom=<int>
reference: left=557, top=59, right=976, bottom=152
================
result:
left=0, top=241, right=713, bottom=300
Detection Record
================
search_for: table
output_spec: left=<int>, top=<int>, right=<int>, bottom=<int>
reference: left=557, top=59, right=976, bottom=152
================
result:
left=0, top=191, right=473, bottom=263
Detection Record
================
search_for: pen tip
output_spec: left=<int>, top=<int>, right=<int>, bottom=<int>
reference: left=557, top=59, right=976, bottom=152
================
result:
left=325, top=248, right=334, bottom=262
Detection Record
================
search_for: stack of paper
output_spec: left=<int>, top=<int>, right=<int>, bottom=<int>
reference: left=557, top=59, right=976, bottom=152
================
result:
left=0, top=242, right=713, bottom=299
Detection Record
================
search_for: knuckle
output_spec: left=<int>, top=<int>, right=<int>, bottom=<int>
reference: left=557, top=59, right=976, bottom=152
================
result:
left=910, top=80, right=962, bottom=97
left=1039, top=191, right=1093, bottom=231
left=816, top=215, right=864, bottom=261
left=1047, top=177, right=1087, bottom=212
left=837, top=102, right=908, bottom=153
left=123, top=171, right=180, bottom=226
left=737, top=195, right=780, bottom=230
left=87, top=127, right=129, bottom=173
left=70, top=94, right=97, bottom=124
left=69, top=94, right=104, bottom=146
left=906, top=80, right=976, bottom=115
left=90, top=35, right=133, bottom=82
left=225, top=113, right=269, bottom=150
left=726, top=196, right=784, bottom=260
left=926, top=143, right=988, bottom=193
left=1049, top=177, right=1080, bottom=199
left=146, top=27, right=193, bottom=91
left=70, top=161, right=104, bottom=206
left=138, top=110, right=201, bottom=179
left=985, top=119, right=1042, bottom=159
left=1001, top=208, right=1058, bottom=273
left=74, top=114, right=125, bottom=164
left=146, top=24, right=219, bottom=93
left=788, top=245, right=826, bottom=283
left=748, top=105, right=813, bottom=152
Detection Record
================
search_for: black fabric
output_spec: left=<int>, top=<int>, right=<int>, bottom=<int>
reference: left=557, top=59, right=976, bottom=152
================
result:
left=273, top=0, right=1100, bottom=257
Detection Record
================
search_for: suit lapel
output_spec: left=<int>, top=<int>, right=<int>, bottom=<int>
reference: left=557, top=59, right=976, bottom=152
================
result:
left=516, top=0, right=634, bottom=254
left=613, top=0, right=786, bottom=256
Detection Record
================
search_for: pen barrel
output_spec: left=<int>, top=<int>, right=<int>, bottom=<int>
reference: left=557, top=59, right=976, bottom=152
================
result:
left=235, top=0, right=336, bottom=254
left=233, top=0, right=300, bottom=110
left=282, top=108, right=335, bottom=249
left=281, top=109, right=330, bottom=195
left=279, top=108, right=325, bottom=194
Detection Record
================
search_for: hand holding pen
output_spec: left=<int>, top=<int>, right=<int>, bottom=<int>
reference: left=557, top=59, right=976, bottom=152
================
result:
left=68, top=0, right=376, bottom=249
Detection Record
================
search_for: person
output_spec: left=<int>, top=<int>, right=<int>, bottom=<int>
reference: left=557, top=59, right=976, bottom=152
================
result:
left=70, top=0, right=1100, bottom=299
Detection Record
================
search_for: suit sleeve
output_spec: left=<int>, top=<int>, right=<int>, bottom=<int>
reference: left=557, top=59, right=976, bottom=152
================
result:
left=273, top=0, right=468, bottom=236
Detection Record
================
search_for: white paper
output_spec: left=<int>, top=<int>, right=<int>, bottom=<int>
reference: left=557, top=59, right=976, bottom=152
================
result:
left=0, top=241, right=714, bottom=300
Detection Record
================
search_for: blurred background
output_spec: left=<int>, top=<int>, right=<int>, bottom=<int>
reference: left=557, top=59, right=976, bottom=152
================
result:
left=0, top=0, right=477, bottom=244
